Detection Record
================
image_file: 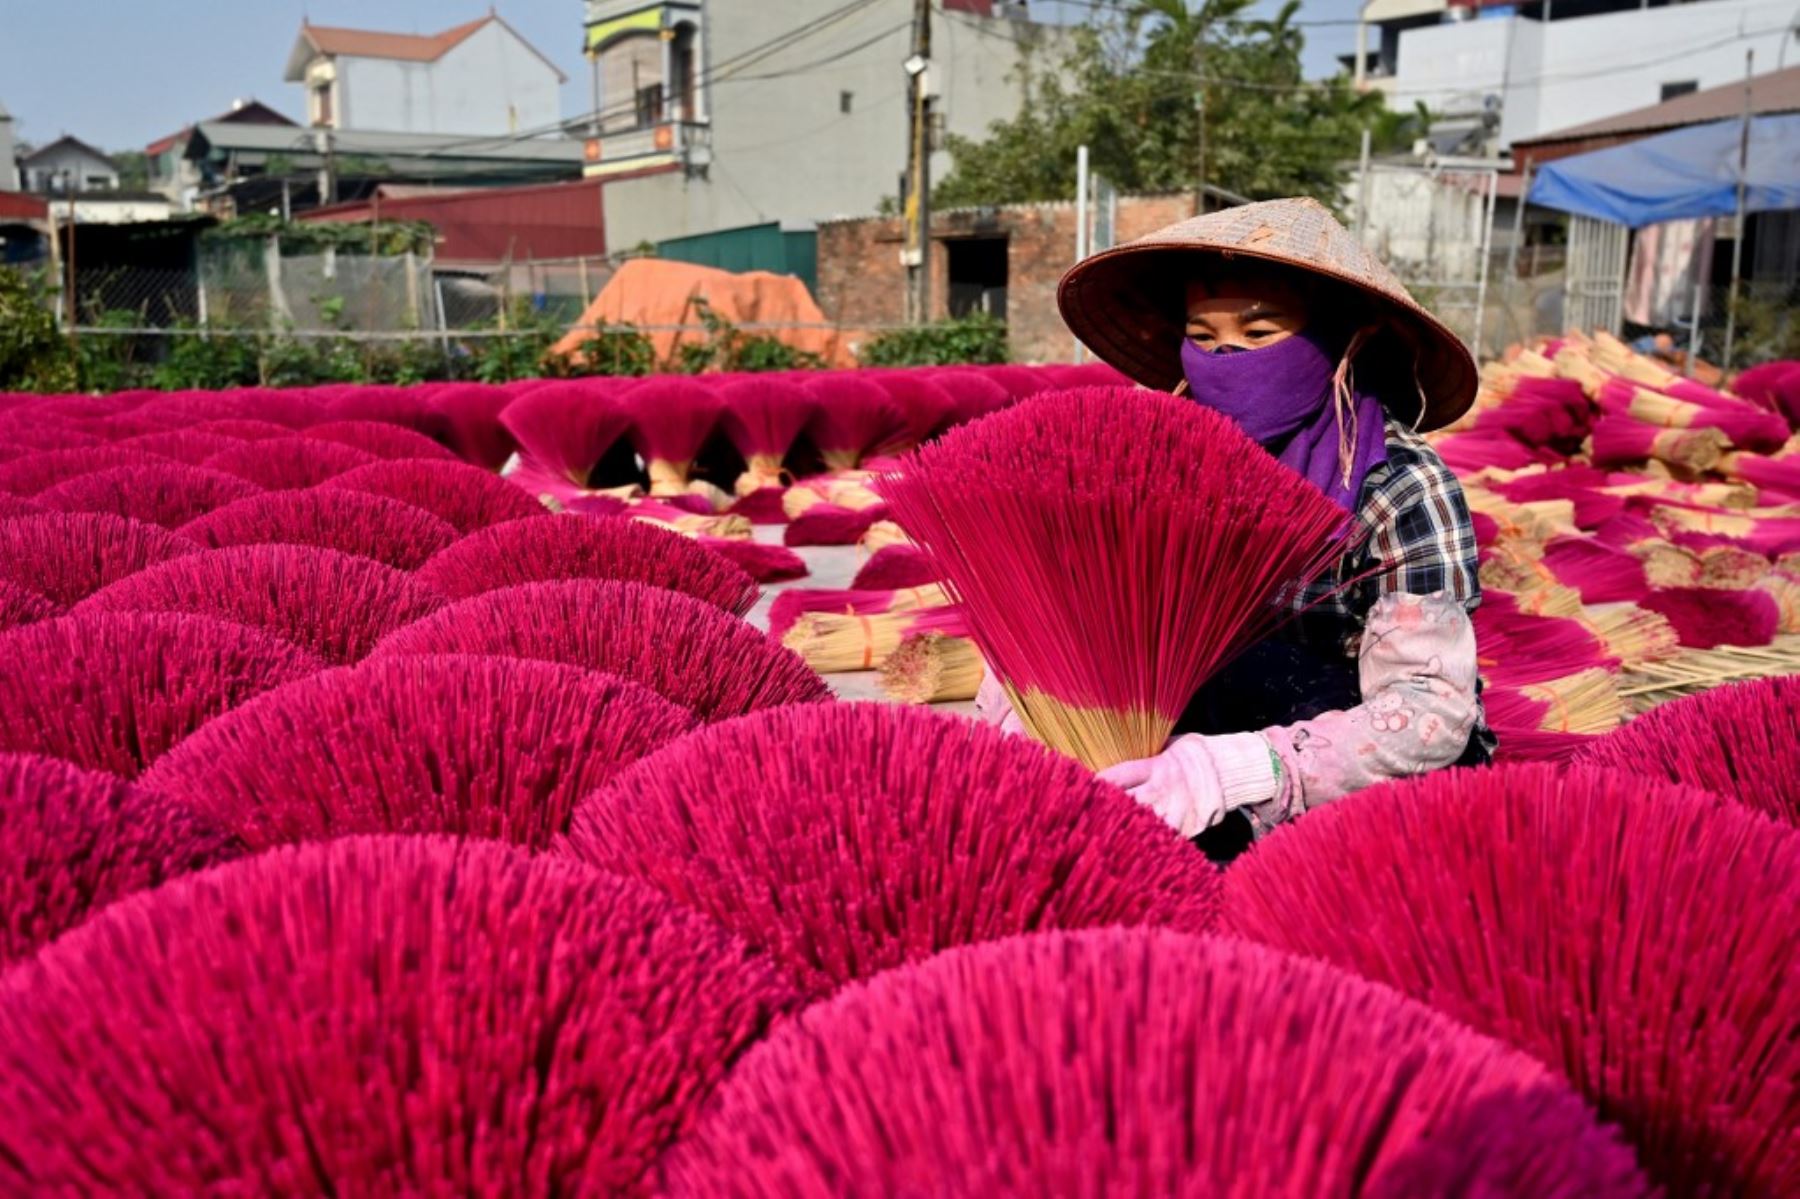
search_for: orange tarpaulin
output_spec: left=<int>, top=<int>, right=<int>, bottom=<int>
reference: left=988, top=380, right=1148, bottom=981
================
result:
left=551, top=258, right=859, bottom=370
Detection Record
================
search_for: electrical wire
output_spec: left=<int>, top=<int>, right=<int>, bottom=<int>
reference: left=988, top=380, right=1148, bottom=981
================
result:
left=382, top=0, right=891, bottom=157
left=723, top=22, right=914, bottom=84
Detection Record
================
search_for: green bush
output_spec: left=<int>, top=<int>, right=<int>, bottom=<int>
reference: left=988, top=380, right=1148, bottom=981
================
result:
left=202, top=215, right=436, bottom=258
left=0, top=266, right=76, bottom=392
left=860, top=312, right=1009, bottom=367
left=1728, top=289, right=1800, bottom=369
left=673, top=298, right=822, bottom=374
left=150, top=324, right=261, bottom=390
left=464, top=302, right=562, bottom=384
left=74, top=311, right=150, bottom=393
left=3, top=279, right=666, bottom=392
left=554, top=324, right=656, bottom=378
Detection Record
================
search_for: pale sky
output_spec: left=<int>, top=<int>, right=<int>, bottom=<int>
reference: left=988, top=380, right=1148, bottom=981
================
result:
left=0, top=0, right=1362, bottom=154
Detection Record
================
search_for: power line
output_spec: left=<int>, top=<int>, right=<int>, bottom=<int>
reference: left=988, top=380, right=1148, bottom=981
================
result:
left=725, top=22, right=913, bottom=83
left=708, top=0, right=890, bottom=82
left=396, top=0, right=891, bottom=158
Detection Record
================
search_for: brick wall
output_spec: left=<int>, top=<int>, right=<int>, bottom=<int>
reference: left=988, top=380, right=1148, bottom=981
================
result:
left=815, top=192, right=1200, bottom=364
left=815, top=213, right=910, bottom=337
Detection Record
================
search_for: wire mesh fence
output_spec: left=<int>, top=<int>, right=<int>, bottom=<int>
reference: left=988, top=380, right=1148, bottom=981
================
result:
left=199, top=243, right=436, bottom=334
left=42, top=232, right=1799, bottom=390
left=68, top=245, right=621, bottom=339
left=69, top=265, right=200, bottom=330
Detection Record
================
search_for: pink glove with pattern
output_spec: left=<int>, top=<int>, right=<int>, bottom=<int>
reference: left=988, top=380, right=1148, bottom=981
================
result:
left=1097, top=733, right=1280, bottom=839
left=974, top=668, right=1027, bottom=737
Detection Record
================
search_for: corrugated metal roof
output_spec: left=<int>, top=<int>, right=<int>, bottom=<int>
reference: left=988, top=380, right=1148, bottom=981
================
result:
left=1519, top=64, right=1800, bottom=146
left=187, top=123, right=585, bottom=166
left=148, top=102, right=296, bottom=157
left=301, top=176, right=614, bottom=264
left=0, top=191, right=49, bottom=222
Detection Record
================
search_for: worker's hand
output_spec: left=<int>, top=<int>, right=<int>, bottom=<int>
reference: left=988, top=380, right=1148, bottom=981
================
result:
left=1097, top=733, right=1279, bottom=840
left=974, top=667, right=1027, bottom=736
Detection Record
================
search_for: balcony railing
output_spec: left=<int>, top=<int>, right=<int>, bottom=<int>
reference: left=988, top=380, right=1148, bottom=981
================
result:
left=583, top=120, right=711, bottom=176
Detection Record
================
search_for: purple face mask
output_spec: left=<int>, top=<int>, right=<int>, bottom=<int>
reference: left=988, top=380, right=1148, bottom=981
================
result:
left=1179, top=328, right=1388, bottom=510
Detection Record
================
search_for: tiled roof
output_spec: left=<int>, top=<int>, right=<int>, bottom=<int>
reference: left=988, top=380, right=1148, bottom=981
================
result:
left=300, top=16, right=492, bottom=63
left=1520, top=64, right=1800, bottom=146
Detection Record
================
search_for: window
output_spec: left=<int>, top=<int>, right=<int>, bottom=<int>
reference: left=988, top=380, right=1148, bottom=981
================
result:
left=313, top=82, right=334, bottom=127
left=635, top=82, right=665, bottom=129
left=670, top=23, right=698, bottom=123
left=840, top=90, right=854, bottom=114
left=1660, top=80, right=1698, bottom=101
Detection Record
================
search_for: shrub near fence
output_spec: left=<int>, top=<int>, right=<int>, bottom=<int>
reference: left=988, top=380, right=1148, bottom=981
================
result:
left=3, top=258, right=1024, bottom=392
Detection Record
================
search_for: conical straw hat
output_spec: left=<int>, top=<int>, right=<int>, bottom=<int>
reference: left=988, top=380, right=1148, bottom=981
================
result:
left=1057, top=197, right=1478, bottom=431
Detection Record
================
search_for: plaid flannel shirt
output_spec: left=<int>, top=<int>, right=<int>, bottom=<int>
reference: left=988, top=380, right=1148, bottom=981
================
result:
left=1286, top=421, right=1482, bottom=658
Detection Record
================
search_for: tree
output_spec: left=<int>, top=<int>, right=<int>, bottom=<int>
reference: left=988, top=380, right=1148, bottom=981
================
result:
left=0, top=266, right=75, bottom=392
left=935, top=0, right=1396, bottom=211
left=113, top=150, right=150, bottom=192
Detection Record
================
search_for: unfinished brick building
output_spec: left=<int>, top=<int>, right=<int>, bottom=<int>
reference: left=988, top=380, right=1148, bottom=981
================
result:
left=816, top=193, right=1210, bottom=364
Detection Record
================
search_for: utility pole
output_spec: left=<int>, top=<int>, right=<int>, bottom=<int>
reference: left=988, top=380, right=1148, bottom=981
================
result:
left=63, top=171, right=78, bottom=342
left=904, top=0, right=933, bottom=325
left=1075, top=145, right=1090, bottom=363
left=1722, top=48, right=1754, bottom=371
left=315, top=127, right=338, bottom=207
left=1193, top=6, right=1208, bottom=215
left=590, top=50, right=603, bottom=134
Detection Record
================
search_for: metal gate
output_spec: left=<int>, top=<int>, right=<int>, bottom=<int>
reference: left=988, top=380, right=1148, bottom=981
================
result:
left=1564, top=214, right=1629, bottom=336
left=1355, top=162, right=1499, bottom=357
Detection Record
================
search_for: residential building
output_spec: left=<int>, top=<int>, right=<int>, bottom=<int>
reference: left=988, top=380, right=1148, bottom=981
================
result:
left=284, top=14, right=565, bottom=137
left=0, top=101, right=18, bottom=192
left=1353, top=0, right=1799, bottom=150
left=583, top=0, right=1062, bottom=253
left=19, top=136, right=119, bottom=194
left=146, top=100, right=296, bottom=210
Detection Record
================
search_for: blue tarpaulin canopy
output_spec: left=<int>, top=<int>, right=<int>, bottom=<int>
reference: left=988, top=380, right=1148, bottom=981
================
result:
left=1526, top=113, right=1800, bottom=228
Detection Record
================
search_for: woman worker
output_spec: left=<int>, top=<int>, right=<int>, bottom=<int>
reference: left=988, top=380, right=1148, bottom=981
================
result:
left=984, top=197, right=1493, bottom=861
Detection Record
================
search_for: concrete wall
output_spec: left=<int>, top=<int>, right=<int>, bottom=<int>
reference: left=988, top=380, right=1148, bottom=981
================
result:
left=816, top=192, right=1198, bottom=364
left=1394, top=0, right=1797, bottom=147
left=1387, top=16, right=1516, bottom=122
left=603, top=0, right=1061, bottom=250
left=336, top=24, right=561, bottom=136
left=67, top=196, right=174, bottom=224
left=598, top=34, right=666, bottom=134
left=0, top=117, right=17, bottom=192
